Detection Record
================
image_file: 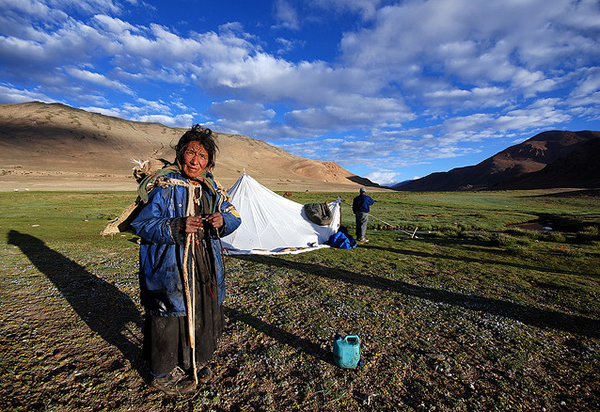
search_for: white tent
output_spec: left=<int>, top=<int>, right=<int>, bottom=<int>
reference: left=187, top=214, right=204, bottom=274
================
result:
left=221, top=173, right=341, bottom=254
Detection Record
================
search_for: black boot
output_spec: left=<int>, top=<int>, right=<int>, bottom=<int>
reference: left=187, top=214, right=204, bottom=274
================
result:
left=194, top=364, right=213, bottom=383
left=151, top=366, right=196, bottom=396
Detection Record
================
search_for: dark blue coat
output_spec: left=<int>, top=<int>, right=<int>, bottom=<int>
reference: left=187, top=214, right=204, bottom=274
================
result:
left=352, top=193, right=375, bottom=214
left=131, top=172, right=241, bottom=316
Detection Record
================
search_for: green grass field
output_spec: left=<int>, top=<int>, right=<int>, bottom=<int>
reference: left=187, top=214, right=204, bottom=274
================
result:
left=1, top=189, right=599, bottom=411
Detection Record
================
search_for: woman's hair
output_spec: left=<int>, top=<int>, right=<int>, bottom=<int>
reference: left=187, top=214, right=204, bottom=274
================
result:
left=174, top=124, right=218, bottom=170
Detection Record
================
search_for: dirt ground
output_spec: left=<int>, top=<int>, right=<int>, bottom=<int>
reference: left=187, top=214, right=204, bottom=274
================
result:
left=2, top=234, right=599, bottom=411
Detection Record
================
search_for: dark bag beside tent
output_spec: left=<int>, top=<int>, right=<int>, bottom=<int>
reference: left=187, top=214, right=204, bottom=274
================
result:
left=303, top=203, right=333, bottom=226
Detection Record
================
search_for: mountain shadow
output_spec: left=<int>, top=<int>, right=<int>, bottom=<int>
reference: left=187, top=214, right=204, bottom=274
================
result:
left=346, top=175, right=381, bottom=188
left=7, top=230, right=146, bottom=377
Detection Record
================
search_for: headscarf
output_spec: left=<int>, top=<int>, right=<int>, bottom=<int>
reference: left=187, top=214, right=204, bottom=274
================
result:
left=137, top=161, right=216, bottom=203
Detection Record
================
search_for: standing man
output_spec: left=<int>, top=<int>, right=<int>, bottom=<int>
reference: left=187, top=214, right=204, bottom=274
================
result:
left=352, top=187, right=375, bottom=242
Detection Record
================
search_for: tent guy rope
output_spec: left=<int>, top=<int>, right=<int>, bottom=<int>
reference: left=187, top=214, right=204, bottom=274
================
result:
left=341, top=199, right=418, bottom=238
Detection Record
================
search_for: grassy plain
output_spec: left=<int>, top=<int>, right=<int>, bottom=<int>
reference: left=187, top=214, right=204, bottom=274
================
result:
left=1, top=189, right=599, bottom=411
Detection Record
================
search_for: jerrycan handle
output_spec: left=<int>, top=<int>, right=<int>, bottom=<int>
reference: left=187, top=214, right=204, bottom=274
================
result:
left=345, top=335, right=360, bottom=345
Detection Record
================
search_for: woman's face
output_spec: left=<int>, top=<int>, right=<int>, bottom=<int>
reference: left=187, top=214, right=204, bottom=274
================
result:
left=181, top=141, right=209, bottom=178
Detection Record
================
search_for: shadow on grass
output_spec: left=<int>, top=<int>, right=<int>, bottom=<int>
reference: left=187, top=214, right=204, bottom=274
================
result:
left=234, top=254, right=600, bottom=339
left=371, top=238, right=599, bottom=278
left=223, top=307, right=334, bottom=365
left=7, top=230, right=146, bottom=377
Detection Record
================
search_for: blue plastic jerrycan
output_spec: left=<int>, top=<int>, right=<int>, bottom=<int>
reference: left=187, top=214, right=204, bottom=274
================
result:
left=333, top=335, right=361, bottom=368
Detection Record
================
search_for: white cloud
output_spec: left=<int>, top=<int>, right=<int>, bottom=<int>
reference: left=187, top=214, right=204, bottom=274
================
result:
left=340, top=0, right=600, bottom=100
left=123, top=98, right=171, bottom=114
left=285, top=94, right=412, bottom=130
left=132, top=113, right=194, bottom=128
left=93, top=14, right=137, bottom=34
left=65, top=67, right=134, bottom=94
left=79, top=105, right=123, bottom=117
left=273, top=0, right=300, bottom=30
left=52, top=0, right=123, bottom=15
left=364, top=170, right=399, bottom=186
left=495, top=106, right=571, bottom=131
left=0, top=35, right=46, bottom=61
left=0, top=83, right=53, bottom=103
left=275, top=37, right=301, bottom=55
left=0, top=0, right=68, bottom=27
left=570, top=67, right=600, bottom=97
left=424, top=86, right=508, bottom=110
left=208, top=100, right=275, bottom=122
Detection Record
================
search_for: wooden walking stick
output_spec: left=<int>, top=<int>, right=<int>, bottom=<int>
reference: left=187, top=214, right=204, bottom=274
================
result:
left=182, top=184, right=199, bottom=384
left=182, top=233, right=198, bottom=384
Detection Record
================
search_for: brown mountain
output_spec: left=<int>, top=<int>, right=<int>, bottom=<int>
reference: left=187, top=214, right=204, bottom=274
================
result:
left=0, top=101, right=377, bottom=192
left=494, top=136, right=600, bottom=190
left=396, top=130, right=600, bottom=191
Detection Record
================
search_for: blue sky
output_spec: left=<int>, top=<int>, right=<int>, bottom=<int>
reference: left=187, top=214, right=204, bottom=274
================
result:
left=1, top=0, right=599, bottom=185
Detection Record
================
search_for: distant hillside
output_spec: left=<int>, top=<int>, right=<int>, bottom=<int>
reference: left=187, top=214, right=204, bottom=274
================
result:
left=0, top=102, right=377, bottom=191
left=494, top=136, right=600, bottom=190
left=396, top=130, right=600, bottom=191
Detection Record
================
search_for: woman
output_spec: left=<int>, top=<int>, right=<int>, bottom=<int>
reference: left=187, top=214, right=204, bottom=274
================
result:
left=131, top=125, right=241, bottom=396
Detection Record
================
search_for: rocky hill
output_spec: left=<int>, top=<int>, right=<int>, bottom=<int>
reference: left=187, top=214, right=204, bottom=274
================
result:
left=395, top=130, right=600, bottom=191
left=0, top=102, right=376, bottom=192
left=494, top=136, right=600, bottom=190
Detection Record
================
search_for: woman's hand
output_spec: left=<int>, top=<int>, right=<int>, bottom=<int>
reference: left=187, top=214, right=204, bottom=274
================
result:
left=185, top=216, right=204, bottom=233
left=205, top=212, right=223, bottom=228
left=184, top=213, right=223, bottom=233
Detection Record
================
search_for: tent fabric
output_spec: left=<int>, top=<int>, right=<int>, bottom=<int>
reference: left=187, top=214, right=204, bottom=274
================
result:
left=221, top=174, right=341, bottom=255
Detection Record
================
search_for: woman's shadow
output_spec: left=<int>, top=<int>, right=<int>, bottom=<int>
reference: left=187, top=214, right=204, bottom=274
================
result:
left=7, top=230, right=146, bottom=377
